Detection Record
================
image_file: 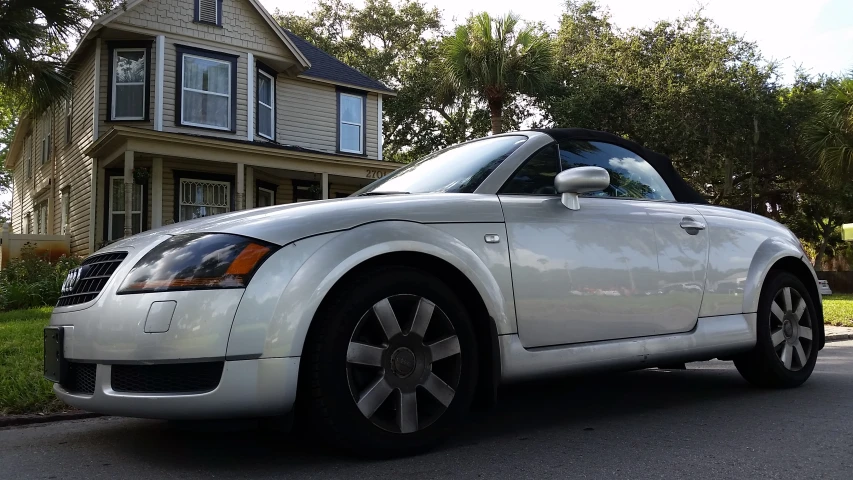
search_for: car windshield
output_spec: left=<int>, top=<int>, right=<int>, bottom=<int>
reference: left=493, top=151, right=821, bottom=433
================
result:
left=355, top=135, right=527, bottom=195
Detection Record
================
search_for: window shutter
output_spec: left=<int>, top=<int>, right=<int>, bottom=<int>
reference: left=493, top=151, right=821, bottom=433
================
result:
left=197, top=0, right=217, bottom=24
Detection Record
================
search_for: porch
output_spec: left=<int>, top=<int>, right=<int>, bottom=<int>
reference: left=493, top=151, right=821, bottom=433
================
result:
left=87, top=127, right=399, bottom=248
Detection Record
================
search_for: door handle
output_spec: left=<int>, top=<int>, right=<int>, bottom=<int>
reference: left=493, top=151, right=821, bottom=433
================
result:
left=680, top=217, right=706, bottom=233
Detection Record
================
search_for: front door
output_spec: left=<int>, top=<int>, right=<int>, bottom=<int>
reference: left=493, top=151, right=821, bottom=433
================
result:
left=499, top=139, right=706, bottom=347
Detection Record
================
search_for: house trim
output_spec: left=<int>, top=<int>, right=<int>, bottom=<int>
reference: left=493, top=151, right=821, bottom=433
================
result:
left=175, top=44, right=239, bottom=133
left=172, top=170, right=236, bottom=223
left=106, top=40, right=153, bottom=123
left=299, top=75, right=395, bottom=96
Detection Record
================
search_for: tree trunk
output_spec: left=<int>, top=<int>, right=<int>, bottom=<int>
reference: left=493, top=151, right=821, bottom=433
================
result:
left=488, top=97, right=503, bottom=135
left=813, top=223, right=834, bottom=271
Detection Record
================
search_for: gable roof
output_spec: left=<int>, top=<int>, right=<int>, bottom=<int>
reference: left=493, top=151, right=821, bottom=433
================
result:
left=284, top=30, right=396, bottom=95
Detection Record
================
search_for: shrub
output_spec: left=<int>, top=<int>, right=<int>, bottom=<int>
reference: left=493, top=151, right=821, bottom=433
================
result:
left=0, top=244, right=81, bottom=311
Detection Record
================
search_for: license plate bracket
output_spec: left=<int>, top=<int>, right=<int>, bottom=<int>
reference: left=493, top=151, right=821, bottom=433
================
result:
left=43, top=327, right=67, bottom=384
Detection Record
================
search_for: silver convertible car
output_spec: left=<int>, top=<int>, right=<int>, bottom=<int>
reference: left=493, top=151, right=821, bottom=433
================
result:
left=45, top=128, right=824, bottom=455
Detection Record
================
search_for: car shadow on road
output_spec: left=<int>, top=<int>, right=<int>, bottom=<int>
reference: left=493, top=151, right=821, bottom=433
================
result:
left=76, top=363, right=786, bottom=471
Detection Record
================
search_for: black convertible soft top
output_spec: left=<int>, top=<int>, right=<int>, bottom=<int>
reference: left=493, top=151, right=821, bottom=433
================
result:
left=533, top=128, right=707, bottom=205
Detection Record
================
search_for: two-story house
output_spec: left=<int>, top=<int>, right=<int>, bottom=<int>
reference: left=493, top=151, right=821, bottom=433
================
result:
left=4, top=0, right=398, bottom=257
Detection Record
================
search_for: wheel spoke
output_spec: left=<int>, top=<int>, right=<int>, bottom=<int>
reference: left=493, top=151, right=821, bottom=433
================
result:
left=422, top=372, right=455, bottom=407
left=794, top=298, right=806, bottom=321
left=373, top=298, right=402, bottom=340
left=794, top=340, right=808, bottom=367
left=782, top=287, right=793, bottom=312
left=799, top=326, right=813, bottom=341
left=356, top=376, right=394, bottom=418
left=770, top=328, right=786, bottom=348
left=347, top=342, right=385, bottom=367
left=427, top=335, right=461, bottom=362
left=780, top=344, right=793, bottom=370
left=397, top=391, right=418, bottom=434
left=409, top=297, right=435, bottom=338
left=770, top=301, right=786, bottom=322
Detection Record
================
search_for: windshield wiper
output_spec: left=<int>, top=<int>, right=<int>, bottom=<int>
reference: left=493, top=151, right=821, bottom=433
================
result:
left=358, top=191, right=411, bottom=196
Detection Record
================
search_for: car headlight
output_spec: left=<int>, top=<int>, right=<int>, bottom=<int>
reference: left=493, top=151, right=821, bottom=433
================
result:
left=117, top=233, right=278, bottom=294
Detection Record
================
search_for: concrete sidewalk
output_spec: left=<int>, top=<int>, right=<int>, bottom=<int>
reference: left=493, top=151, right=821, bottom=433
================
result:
left=826, top=325, right=853, bottom=342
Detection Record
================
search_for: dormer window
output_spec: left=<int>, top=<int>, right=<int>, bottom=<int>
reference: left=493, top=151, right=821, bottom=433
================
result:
left=195, top=0, right=222, bottom=26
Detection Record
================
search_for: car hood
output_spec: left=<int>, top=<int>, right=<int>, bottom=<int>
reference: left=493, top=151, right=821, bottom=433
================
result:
left=101, top=193, right=505, bottom=251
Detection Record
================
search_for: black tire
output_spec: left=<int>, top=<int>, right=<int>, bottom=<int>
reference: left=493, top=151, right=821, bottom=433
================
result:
left=302, top=266, right=478, bottom=457
left=734, top=271, right=819, bottom=388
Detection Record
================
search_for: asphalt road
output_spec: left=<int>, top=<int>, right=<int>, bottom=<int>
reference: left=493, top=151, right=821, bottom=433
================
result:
left=4, top=341, right=853, bottom=480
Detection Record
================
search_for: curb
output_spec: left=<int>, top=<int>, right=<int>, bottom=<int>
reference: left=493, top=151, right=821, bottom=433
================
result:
left=0, top=411, right=104, bottom=428
left=826, top=333, right=852, bottom=343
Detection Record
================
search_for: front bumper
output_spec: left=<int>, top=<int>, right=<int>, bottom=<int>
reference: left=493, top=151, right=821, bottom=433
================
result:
left=55, top=358, right=300, bottom=420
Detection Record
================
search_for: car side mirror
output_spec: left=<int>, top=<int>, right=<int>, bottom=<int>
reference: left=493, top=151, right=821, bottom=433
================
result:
left=554, top=167, right=611, bottom=210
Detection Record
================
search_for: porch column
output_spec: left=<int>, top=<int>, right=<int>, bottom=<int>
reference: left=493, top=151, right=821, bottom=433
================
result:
left=321, top=172, right=329, bottom=200
left=236, top=162, right=245, bottom=210
left=245, top=167, right=254, bottom=209
left=152, top=157, right=163, bottom=228
left=123, top=151, right=134, bottom=237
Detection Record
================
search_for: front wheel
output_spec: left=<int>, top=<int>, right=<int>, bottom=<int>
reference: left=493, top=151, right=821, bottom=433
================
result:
left=302, top=266, right=478, bottom=456
left=734, top=271, right=819, bottom=388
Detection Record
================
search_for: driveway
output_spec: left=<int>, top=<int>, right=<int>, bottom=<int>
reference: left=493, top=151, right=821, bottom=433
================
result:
left=3, top=341, right=853, bottom=479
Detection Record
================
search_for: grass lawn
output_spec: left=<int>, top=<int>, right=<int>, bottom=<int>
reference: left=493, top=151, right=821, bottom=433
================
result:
left=0, top=308, right=65, bottom=415
left=823, top=294, right=853, bottom=327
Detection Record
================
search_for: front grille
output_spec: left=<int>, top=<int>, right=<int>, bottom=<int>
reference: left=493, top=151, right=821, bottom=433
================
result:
left=56, top=252, right=128, bottom=307
left=111, top=362, right=224, bottom=394
left=61, top=362, right=97, bottom=395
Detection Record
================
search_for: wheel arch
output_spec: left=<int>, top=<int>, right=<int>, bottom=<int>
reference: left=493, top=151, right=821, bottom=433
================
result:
left=742, top=238, right=825, bottom=350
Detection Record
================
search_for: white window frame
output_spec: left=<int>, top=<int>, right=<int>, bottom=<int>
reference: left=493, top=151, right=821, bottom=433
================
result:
left=339, top=93, right=364, bottom=154
left=25, top=135, right=32, bottom=179
left=34, top=199, right=49, bottom=235
left=23, top=213, right=31, bottom=234
left=179, top=177, right=230, bottom=221
left=60, top=187, right=71, bottom=235
left=111, top=48, right=147, bottom=121
left=108, top=176, right=143, bottom=241
left=41, top=113, right=51, bottom=165
left=257, top=186, right=274, bottom=207
left=64, top=95, right=72, bottom=145
left=257, top=69, right=275, bottom=140
left=180, top=54, right=231, bottom=131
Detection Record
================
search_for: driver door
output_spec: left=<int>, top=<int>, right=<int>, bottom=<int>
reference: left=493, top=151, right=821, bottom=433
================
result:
left=500, top=141, right=707, bottom=348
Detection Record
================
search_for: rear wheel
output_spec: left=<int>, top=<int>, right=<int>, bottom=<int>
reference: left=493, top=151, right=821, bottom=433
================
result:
left=303, top=266, right=478, bottom=456
left=734, top=271, right=818, bottom=388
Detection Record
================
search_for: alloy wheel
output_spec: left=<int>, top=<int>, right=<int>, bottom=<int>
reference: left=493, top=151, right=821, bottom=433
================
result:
left=769, top=286, right=813, bottom=371
left=345, top=294, right=462, bottom=434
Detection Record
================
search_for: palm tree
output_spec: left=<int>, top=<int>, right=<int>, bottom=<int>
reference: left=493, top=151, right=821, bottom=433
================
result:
left=0, top=0, right=88, bottom=113
left=806, top=76, right=853, bottom=182
left=441, top=12, right=554, bottom=135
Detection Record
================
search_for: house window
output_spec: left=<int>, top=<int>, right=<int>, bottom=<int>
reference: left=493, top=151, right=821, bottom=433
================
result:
left=64, top=95, right=72, bottom=144
left=25, top=135, right=32, bottom=179
left=179, top=178, right=230, bottom=221
left=338, top=92, right=365, bottom=154
left=108, top=176, right=143, bottom=241
left=41, top=113, right=51, bottom=165
left=257, top=68, right=275, bottom=139
left=178, top=47, right=236, bottom=131
left=35, top=199, right=49, bottom=234
left=60, top=187, right=71, bottom=235
left=257, top=187, right=274, bottom=207
left=111, top=48, right=147, bottom=120
left=292, top=180, right=320, bottom=203
left=195, top=0, right=222, bottom=26
left=23, top=213, right=31, bottom=234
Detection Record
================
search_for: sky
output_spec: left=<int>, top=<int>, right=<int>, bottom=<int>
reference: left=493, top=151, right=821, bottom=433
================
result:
left=260, top=0, right=853, bottom=83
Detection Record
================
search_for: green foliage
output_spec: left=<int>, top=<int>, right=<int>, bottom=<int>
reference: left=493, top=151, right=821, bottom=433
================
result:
left=441, top=12, right=555, bottom=134
left=0, top=307, right=64, bottom=415
left=823, top=294, right=853, bottom=327
left=805, top=76, right=853, bottom=182
left=0, top=244, right=81, bottom=311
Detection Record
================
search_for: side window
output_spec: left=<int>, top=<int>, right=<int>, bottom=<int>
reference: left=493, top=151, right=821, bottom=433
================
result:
left=500, top=144, right=559, bottom=195
left=559, top=141, right=675, bottom=201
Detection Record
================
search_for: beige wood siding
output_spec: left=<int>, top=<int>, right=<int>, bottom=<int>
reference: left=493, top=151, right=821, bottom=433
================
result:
left=365, top=93, right=378, bottom=159
left=113, top=0, right=294, bottom=61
